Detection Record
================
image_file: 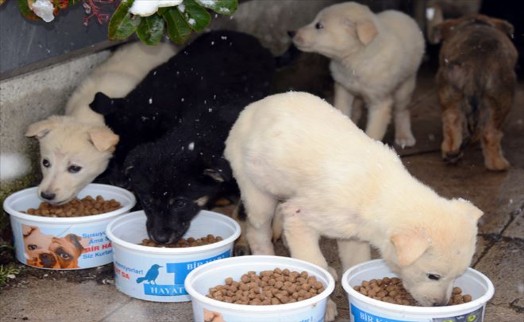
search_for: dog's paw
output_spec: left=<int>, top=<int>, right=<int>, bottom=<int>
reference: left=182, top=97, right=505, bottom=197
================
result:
left=443, top=151, right=463, bottom=164
left=324, top=298, right=338, bottom=321
left=485, top=156, right=510, bottom=171
left=395, top=134, right=416, bottom=148
left=233, top=244, right=251, bottom=256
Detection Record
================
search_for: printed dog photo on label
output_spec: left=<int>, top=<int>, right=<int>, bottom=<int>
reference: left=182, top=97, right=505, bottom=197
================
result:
left=23, top=225, right=91, bottom=269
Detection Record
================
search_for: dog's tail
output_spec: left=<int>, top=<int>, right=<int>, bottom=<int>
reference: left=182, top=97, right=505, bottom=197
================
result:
left=463, top=95, right=480, bottom=142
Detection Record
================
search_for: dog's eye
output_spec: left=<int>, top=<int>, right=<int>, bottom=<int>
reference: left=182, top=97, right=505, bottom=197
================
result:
left=427, top=273, right=441, bottom=281
left=315, top=22, right=324, bottom=30
left=59, top=253, right=72, bottom=260
left=68, top=165, right=82, bottom=173
left=170, top=199, right=188, bottom=208
left=42, top=159, right=51, bottom=168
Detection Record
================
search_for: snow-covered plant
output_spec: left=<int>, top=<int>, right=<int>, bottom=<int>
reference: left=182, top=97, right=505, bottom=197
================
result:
left=14, top=0, right=238, bottom=45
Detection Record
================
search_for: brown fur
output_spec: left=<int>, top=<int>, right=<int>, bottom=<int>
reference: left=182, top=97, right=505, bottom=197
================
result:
left=48, top=234, right=89, bottom=269
left=433, top=14, right=518, bottom=170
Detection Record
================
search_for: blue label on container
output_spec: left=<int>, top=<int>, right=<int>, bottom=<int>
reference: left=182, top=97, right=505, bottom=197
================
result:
left=432, top=306, right=484, bottom=322
left=351, top=304, right=484, bottom=322
left=351, top=304, right=416, bottom=322
left=134, top=249, right=231, bottom=296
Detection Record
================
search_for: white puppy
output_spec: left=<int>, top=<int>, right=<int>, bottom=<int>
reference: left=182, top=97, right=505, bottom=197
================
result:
left=292, top=2, right=425, bottom=147
left=26, top=41, right=176, bottom=204
left=225, top=92, right=482, bottom=320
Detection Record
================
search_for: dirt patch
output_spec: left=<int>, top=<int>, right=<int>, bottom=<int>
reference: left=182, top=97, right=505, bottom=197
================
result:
left=1, top=262, right=115, bottom=290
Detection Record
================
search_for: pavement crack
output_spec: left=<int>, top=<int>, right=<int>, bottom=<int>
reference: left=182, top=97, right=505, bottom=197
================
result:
left=509, top=298, right=524, bottom=313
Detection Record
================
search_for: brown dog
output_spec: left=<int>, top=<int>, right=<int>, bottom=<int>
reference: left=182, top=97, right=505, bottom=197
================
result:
left=23, top=226, right=90, bottom=269
left=26, top=249, right=61, bottom=269
left=432, top=14, right=518, bottom=170
left=49, top=234, right=89, bottom=269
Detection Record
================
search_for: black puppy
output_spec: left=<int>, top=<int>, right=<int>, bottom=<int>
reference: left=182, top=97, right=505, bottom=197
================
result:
left=124, top=104, right=241, bottom=244
left=90, top=30, right=276, bottom=186
left=91, top=30, right=277, bottom=244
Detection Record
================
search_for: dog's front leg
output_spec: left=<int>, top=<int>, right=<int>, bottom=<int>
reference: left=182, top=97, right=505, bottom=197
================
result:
left=393, top=75, right=417, bottom=148
left=337, top=239, right=371, bottom=272
left=280, top=203, right=334, bottom=278
left=365, top=98, right=393, bottom=141
left=280, top=204, right=339, bottom=322
left=334, top=82, right=355, bottom=119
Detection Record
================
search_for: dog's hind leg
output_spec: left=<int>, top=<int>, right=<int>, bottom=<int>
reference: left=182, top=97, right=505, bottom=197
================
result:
left=393, top=75, right=417, bottom=148
left=439, top=87, right=465, bottom=164
left=337, top=239, right=371, bottom=272
left=240, top=182, right=278, bottom=255
left=280, top=201, right=334, bottom=278
left=480, top=95, right=511, bottom=171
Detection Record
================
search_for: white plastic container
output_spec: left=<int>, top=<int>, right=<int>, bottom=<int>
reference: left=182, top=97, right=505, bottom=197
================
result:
left=342, top=259, right=495, bottom=322
left=106, top=210, right=241, bottom=302
left=185, top=255, right=336, bottom=322
left=3, top=183, right=136, bottom=270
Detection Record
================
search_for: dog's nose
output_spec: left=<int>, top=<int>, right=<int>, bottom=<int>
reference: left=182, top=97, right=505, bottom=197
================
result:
left=152, top=230, right=172, bottom=244
left=287, top=30, right=296, bottom=38
left=40, top=191, right=56, bottom=201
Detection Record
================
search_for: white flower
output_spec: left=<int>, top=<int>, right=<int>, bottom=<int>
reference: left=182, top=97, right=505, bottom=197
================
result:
left=29, top=0, right=55, bottom=22
left=129, top=0, right=183, bottom=17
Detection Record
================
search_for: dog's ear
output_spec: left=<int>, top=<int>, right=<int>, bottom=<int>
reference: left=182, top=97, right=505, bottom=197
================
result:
left=356, top=19, right=378, bottom=45
left=452, top=198, right=483, bottom=222
left=431, top=18, right=461, bottom=44
left=391, top=228, right=431, bottom=267
left=489, top=18, right=514, bottom=38
left=203, top=157, right=233, bottom=182
left=65, top=234, right=88, bottom=251
left=203, top=169, right=226, bottom=182
left=88, top=127, right=119, bottom=152
left=89, top=92, right=124, bottom=115
left=25, top=116, right=63, bottom=139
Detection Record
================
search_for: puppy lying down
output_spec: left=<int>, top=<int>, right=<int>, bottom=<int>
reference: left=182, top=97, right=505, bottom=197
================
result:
left=225, top=92, right=482, bottom=321
left=93, top=30, right=276, bottom=248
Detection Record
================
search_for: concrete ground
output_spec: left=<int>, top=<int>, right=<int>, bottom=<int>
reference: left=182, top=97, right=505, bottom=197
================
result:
left=1, top=65, right=523, bottom=321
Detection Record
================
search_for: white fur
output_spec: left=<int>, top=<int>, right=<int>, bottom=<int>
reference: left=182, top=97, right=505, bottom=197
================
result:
left=0, top=153, right=30, bottom=182
left=225, top=92, right=482, bottom=319
left=27, top=41, right=177, bottom=203
left=293, top=2, right=425, bottom=147
left=65, top=41, right=177, bottom=125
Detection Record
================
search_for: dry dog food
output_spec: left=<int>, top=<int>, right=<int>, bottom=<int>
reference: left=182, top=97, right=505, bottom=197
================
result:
left=26, top=195, right=121, bottom=217
left=207, top=268, right=325, bottom=305
left=354, top=277, right=472, bottom=306
left=141, top=234, right=223, bottom=248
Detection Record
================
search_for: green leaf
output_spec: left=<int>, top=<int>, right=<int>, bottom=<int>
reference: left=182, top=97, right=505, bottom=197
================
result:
left=161, top=7, right=193, bottom=44
left=17, top=0, right=39, bottom=20
left=182, top=0, right=211, bottom=32
left=136, top=14, right=165, bottom=45
left=195, top=0, right=237, bottom=16
left=108, top=0, right=142, bottom=41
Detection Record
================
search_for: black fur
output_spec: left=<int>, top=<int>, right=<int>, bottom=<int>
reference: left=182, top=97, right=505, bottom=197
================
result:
left=90, top=30, right=276, bottom=185
left=91, top=30, right=276, bottom=243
